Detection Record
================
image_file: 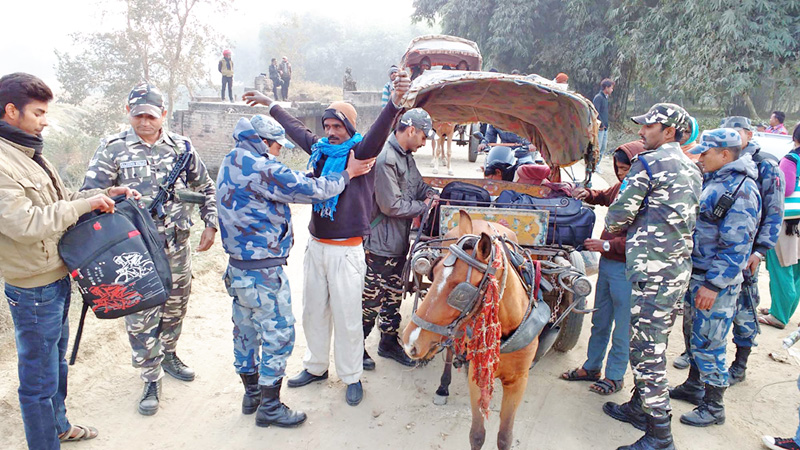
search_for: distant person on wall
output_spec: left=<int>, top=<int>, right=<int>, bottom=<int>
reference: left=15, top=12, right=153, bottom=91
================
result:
left=593, top=78, right=615, bottom=165
left=219, top=49, right=234, bottom=102
left=279, top=56, right=292, bottom=101
left=268, top=58, right=283, bottom=101
left=381, top=65, right=399, bottom=107
left=767, top=111, right=789, bottom=135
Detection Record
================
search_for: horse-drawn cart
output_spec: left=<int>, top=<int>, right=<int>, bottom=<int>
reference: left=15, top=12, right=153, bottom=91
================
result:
left=401, top=70, right=600, bottom=359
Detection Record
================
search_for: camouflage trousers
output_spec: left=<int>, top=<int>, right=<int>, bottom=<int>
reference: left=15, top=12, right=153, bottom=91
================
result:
left=362, top=252, right=406, bottom=337
left=629, top=280, right=686, bottom=418
left=124, top=228, right=192, bottom=382
left=225, top=266, right=295, bottom=386
left=685, top=277, right=740, bottom=387
left=732, top=269, right=760, bottom=348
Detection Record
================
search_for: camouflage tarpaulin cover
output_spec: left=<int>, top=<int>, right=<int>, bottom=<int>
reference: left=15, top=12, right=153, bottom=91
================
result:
left=401, top=35, right=483, bottom=71
left=401, top=71, right=600, bottom=167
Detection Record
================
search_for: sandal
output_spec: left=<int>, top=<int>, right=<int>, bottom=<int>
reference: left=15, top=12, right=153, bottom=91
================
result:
left=59, top=424, right=98, bottom=442
left=560, top=367, right=601, bottom=382
left=589, top=378, right=623, bottom=395
left=758, top=314, right=786, bottom=330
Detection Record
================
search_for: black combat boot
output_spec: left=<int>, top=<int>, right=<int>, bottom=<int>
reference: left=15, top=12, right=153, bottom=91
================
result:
left=680, top=384, right=726, bottom=427
left=603, top=388, right=647, bottom=431
left=240, top=373, right=261, bottom=415
left=363, top=348, right=376, bottom=371
left=377, top=332, right=415, bottom=367
left=138, top=379, right=161, bottom=416
left=163, top=352, right=195, bottom=381
left=617, top=414, right=676, bottom=450
left=728, top=345, right=751, bottom=385
left=255, top=379, right=307, bottom=428
left=669, top=364, right=704, bottom=405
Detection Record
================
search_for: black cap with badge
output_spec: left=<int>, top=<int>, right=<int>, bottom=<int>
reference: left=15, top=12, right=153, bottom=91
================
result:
left=128, top=83, right=165, bottom=118
left=399, top=108, right=435, bottom=138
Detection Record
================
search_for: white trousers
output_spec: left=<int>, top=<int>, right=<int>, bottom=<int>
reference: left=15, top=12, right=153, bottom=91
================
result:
left=301, top=238, right=366, bottom=384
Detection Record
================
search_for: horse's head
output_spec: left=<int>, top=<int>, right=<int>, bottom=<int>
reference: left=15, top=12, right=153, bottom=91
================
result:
left=402, top=210, right=514, bottom=361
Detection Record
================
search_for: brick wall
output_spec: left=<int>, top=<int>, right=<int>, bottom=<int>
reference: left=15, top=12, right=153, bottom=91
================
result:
left=173, top=100, right=384, bottom=178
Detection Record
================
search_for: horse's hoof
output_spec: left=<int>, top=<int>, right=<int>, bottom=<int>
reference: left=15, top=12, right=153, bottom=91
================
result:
left=448, top=170, right=454, bottom=176
left=433, top=394, right=448, bottom=406
left=432, top=168, right=438, bottom=174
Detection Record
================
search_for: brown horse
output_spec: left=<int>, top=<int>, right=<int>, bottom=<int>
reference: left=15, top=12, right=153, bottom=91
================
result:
left=431, top=121, right=456, bottom=176
left=401, top=211, right=539, bottom=450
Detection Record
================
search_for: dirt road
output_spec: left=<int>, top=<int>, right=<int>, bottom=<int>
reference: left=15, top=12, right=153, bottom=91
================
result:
left=1, top=143, right=798, bottom=449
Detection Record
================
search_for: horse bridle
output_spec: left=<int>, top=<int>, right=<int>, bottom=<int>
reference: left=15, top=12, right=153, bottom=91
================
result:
left=410, top=234, right=500, bottom=341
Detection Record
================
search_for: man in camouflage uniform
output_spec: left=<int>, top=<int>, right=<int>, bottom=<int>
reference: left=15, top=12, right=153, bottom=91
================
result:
left=670, top=129, right=761, bottom=429
left=722, top=116, right=784, bottom=384
left=602, top=103, right=702, bottom=450
left=81, top=83, right=218, bottom=415
left=674, top=117, right=785, bottom=379
left=217, top=115, right=373, bottom=427
left=362, top=108, right=437, bottom=370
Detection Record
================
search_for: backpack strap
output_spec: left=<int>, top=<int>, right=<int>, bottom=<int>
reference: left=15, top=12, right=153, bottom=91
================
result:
left=69, top=303, right=90, bottom=366
left=636, top=155, right=654, bottom=209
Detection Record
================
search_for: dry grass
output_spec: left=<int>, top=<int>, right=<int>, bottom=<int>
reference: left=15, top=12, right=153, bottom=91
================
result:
left=287, top=80, right=343, bottom=103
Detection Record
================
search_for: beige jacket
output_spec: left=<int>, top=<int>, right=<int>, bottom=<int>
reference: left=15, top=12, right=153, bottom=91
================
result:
left=0, top=136, right=106, bottom=288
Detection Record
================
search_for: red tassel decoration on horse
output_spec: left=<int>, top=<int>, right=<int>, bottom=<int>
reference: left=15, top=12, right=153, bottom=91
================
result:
left=455, top=241, right=504, bottom=418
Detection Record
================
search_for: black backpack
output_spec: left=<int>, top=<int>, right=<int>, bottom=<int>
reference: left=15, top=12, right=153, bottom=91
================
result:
left=424, top=181, right=492, bottom=236
left=495, top=190, right=596, bottom=247
left=58, top=196, right=171, bottom=363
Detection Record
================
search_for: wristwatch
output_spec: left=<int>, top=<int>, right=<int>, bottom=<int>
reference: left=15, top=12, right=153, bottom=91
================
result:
left=602, top=241, right=611, bottom=252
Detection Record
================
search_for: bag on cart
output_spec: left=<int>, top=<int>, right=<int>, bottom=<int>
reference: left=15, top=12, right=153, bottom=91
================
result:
left=495, top=190, right=595, bottom=247
left=423, top=181, right=491, bottom=236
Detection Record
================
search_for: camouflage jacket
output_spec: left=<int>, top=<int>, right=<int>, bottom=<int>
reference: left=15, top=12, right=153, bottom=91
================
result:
left=606, top=141, right=702, bottom=284
left=692, top=154, right=761, bottom=291
left=217, top=118, right=349, bottom=261
left=744, top=141, right=785, bottom=256
left=81, top=128, right=217, bottom=232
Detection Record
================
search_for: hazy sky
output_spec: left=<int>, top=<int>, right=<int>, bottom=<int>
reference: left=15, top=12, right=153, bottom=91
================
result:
left=2, top=0, right=419, bottom=89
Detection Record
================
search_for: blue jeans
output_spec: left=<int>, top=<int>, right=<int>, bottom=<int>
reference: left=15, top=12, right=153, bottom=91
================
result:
left=598, top=129, right=609, bottom=156
left=583, top=257, right=633, bottom=380
left=5, top=277, right=72, bottom=450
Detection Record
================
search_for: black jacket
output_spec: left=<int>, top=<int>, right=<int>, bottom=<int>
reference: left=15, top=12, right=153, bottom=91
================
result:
left=270, top=102, right=401, bottom=239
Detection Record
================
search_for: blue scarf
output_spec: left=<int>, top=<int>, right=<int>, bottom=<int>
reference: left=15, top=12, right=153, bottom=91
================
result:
left=308, top=133, right=363, bottom=220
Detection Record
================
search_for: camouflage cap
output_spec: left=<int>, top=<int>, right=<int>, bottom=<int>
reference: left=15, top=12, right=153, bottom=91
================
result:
left=688, top=128, right=743, bottom=155
left=399, top=108, right=435, bottom=138
left=250, top=114, right=295, bottom=149
left=719, top=116, right=753, bottom=131
left=128, top=83, right=164, bottom=118
left=631, top=103, right=689, bottom=131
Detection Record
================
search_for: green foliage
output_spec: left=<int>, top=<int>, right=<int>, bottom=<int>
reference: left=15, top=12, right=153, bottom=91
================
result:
left=55, top=0, right=231, bottom=135
left=412, top=0, right=800, bottom=122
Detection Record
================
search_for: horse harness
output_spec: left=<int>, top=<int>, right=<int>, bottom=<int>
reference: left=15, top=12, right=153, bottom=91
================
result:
left=410, top=232, right=550, bottom=354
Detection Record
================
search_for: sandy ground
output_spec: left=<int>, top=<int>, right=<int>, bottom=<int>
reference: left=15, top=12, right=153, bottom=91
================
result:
left=2, top=142, right=800, bottom=450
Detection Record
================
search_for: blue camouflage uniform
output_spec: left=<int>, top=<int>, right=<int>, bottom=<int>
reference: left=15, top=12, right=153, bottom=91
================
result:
left=732, top=139, right=784, bottom=347
left=217, top=117, right=350, bottom=385
left=685, top=129, right=762, bottom=388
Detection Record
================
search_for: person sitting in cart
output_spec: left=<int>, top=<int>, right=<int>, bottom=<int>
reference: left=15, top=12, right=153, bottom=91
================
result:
left=478, top=124, right=541, bottom=161
left=411, top=57, right=431, bottom=80
left=483, top=145, right=517, bottom=182
left=559, top=141, right=646, bottom=395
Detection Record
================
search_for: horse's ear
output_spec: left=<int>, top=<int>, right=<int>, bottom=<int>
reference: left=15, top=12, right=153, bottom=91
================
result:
left=476, top=232, right=492, bottom=261
left=458, top=210, right=473, bottom=235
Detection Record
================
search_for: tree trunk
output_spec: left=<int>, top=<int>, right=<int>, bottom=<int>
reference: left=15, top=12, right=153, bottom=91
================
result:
left=741, top=92, right=759, bottom=121
left=609, top=55, right=636, bottom=126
